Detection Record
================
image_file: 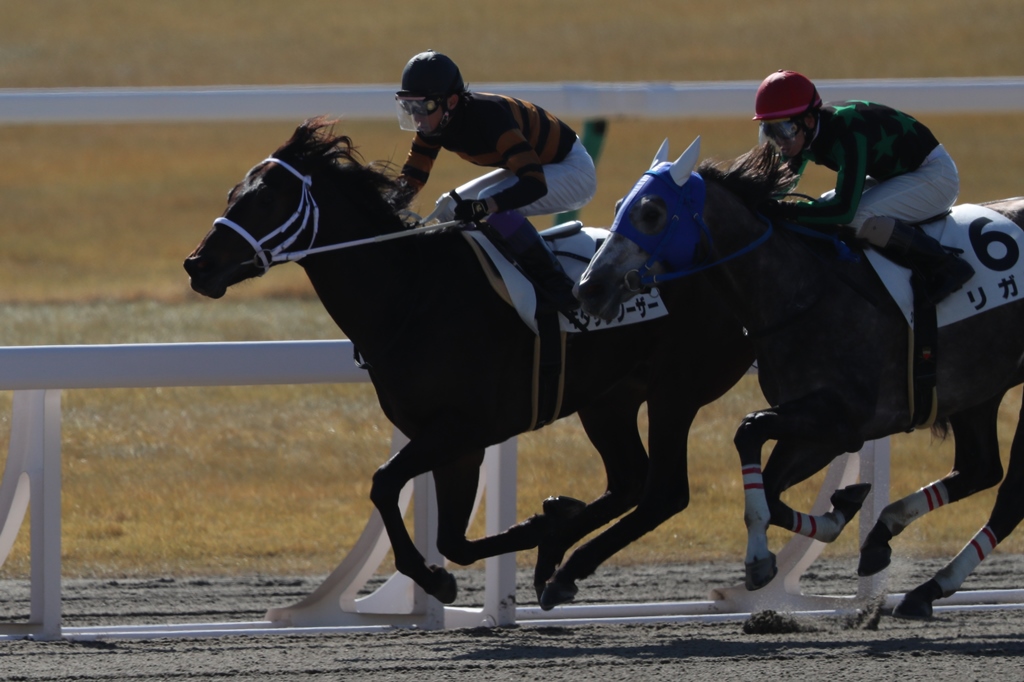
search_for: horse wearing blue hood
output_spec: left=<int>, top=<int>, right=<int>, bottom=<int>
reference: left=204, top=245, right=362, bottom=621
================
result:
left=612, top=139, right=709, bottom=285
left=578, top=137, right=1024, bottom=621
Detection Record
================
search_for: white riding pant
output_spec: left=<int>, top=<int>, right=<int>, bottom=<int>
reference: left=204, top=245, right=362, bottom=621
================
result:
left=828, top=144, right=959, bottom=234
left=429, top=138, right=597, bottom=222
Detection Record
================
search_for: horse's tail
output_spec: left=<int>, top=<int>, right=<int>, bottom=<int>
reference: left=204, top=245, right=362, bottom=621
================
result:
left=931, top=416, right=952, bottom=440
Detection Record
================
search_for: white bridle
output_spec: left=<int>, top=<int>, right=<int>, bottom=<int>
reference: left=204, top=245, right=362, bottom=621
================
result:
left=213, top=156, right=320, bottom=274
left=213, top=156, right=468, bottom=272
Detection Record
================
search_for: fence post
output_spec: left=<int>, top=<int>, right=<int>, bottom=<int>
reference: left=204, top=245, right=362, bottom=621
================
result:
left=0, top=390, right=63, bottom=640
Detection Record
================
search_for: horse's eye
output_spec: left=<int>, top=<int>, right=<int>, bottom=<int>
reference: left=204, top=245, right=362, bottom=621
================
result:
left=629, top=195, right=668, bottom=235
left=254, top=185, right=276, bottom=208
left=226, top=182, right=244, bottom=203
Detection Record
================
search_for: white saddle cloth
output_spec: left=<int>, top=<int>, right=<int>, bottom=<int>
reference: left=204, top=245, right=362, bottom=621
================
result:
left=864, top=204, right=1022, bottom=329
left=465, top=225, right=669, bottom=334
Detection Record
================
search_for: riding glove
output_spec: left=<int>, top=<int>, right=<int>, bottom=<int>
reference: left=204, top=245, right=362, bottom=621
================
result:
left=453, top=198, right=490, bottom=223
left=756, top=198, right=794, bottom=221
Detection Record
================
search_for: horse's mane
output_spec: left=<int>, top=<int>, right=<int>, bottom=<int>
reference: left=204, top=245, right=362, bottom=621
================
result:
left=272, top=116, right=413, bottom=225
left=697, top=143, right=799, bottom=210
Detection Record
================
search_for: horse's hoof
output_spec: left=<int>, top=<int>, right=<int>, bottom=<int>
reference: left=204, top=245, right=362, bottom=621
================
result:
left=892, top=579, right=943, bottom=620
left=534, top=497, right=587, bottom=600
left=892, top=596, right=932, bottom=620
left=745, top=553, right=778, bottom=591
left=540, top=578, right=578, bottom=611
left=857, top=543, right=892, bottom=577
left=830, top=483, right=871, bottom=522
left=427, top=564, right=458, bottom=604
left=857, top=522, right=894, bottom=577
left=542, top=495, right=587, bottom=519
left=534, top=579, right=547, bottom=605
left=534, top=544, right=568, bottom=601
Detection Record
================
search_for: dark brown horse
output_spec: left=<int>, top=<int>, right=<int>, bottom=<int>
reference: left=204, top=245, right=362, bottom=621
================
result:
left=184, top=118, right=754, bottom=607
left=577, top=137, right=1024, bottom=619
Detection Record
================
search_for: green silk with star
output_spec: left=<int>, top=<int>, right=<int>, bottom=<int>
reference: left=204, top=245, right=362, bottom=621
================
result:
left=777, top=100, right=941, bottom=226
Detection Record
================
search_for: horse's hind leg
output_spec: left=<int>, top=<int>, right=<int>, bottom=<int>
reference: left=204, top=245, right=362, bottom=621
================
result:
left=893, top=399, right=1020, bottom=619
left=859, top=395, right=1005, bottom=578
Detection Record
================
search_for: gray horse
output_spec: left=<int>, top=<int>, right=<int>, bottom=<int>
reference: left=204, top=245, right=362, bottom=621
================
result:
left=575, top=137, right=1024, bottom=619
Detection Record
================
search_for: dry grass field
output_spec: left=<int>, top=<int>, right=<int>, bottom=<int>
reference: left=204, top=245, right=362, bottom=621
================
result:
left=0, top=1, right=1021, bottom=581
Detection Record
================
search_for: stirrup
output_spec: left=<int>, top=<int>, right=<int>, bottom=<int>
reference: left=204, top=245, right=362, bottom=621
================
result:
left=925, top=257, right=975, bottom=302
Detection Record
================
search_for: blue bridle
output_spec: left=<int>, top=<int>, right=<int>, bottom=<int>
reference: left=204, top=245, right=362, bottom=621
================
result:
left=611, top=163, right=774, bottom=288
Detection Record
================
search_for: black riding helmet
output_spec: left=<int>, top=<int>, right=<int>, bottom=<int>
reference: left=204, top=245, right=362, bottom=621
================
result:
left=395, top=51, right=466, bottom=134
left=397, top=50, right=465, bottom=98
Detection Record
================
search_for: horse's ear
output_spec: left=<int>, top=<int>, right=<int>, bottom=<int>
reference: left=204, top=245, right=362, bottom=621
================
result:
left=668, top=136, right=701, bottom=186
left=651, top=138, right=670, bottom=169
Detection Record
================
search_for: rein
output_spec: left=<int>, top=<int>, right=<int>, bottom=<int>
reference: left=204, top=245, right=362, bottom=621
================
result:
left=631, top=212, right=862, bottom=290
left=214, top=156, right=462, bottom=273
left=630, top=212, right=775, bottom=290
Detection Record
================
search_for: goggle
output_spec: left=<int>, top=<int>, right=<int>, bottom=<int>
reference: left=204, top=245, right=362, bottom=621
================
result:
left=759, top=119, right=801, bottom=143
left=395, top=95, right=443, bottom=117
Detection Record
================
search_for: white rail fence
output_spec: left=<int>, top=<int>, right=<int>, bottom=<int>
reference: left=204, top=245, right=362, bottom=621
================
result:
left=0, top=77, right=1021, bottom=123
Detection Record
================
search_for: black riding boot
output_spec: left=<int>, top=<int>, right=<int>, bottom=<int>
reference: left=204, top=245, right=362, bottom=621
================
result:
left=506, top=220, right=580, bottom=313
left=881, top=220, right=975, bottom=303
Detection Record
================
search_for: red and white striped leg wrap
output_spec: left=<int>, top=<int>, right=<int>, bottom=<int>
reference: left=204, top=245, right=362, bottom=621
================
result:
left=791, top=511, right=818, bottom=538
left=934, top=525, right=999, bottom=597
left=745, top=462, right=770, bottom=540
left=920, top=481, right=950, bottom=512
left=742, top=465, right=764, bottom=493
left=878, top=480, right=950, bottom=536
left=790, top=510, right=846, bottom=542
left=741, top=465, right=771, bottom=561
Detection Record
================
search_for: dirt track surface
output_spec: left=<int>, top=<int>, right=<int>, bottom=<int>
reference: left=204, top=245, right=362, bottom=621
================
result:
left=4, top=555, right=1024, bottom=681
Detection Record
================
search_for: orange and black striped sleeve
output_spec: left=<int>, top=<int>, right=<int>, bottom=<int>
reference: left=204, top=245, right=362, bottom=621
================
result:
left=398, top=134, right=442, bottom=193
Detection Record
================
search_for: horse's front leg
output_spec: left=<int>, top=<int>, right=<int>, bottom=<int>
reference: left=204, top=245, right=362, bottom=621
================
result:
left=369, top=434, right=465, bottom=604
left=762, top=439, right=870, bottom=543
left=536, top=397, right=652, bottom=608
left=733, top=392, right=866, bottom=590
left=431, top=448, right=567, bottom=566
left=733, top=410, right=779, bottom=590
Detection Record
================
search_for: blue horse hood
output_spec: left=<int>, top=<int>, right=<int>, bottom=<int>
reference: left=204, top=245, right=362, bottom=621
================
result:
left=611, top=163, right=707, bottom=272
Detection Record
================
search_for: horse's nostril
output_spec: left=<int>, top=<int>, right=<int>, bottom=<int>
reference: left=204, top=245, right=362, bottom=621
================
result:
left=624, top=270, right=643, bottom=292
left=183, top=256, right=206, bottom=276
left=577, top=278, right=601, bottom=300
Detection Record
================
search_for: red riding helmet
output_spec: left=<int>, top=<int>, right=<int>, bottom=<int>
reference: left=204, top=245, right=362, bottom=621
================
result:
left=753, top=70, right=822, bottom=120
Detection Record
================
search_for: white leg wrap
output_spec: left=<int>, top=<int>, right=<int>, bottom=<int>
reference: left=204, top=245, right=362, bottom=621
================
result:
left=742, top=465, right=771, bottom=563
left=934, top=526, right=998, bottom=597
left=879, top=481, right=949, bottom=535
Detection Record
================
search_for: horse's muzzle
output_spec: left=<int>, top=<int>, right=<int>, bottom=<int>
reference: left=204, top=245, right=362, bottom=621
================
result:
left=183, top=255, right=227, bottom=299
left=576, top=276, right=623, bottom=322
